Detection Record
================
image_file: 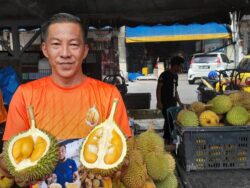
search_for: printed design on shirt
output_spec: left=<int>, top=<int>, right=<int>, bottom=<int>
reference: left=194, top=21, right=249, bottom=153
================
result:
left=85, top=105, right=100, bottom=127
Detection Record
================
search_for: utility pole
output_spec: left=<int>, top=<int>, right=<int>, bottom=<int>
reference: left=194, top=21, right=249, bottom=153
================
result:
left=230, top=11, right=240, bottom=66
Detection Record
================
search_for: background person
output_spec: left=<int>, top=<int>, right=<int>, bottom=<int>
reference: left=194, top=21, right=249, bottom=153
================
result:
left=156, top=56, right=184, bottom=144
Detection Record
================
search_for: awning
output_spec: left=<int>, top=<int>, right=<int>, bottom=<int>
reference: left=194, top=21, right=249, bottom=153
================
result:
left=126, top=23, right=232, bottom=43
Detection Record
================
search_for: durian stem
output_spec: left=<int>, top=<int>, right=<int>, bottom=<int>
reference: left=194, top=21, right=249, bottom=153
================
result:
left=27, top=105, right=36, bottom=129
left=108, top=98, right=118, bottom=121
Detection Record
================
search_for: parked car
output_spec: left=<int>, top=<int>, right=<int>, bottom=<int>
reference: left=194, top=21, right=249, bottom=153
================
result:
left=188, top=52, right=235, bottom=84
left=237, top=55, right=250, bottom=92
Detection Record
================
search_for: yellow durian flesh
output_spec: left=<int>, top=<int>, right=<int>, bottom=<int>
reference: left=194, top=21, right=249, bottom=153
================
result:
left=9, top=129, right=50, bottom=171
left=80, top=99, right=127, bottom=176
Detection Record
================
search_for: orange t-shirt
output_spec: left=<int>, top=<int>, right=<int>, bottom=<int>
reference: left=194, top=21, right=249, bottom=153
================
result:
left=3, top=76, right=131, bottom=141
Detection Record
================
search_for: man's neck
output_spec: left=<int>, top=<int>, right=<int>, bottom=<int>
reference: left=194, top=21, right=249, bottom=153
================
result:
left=51, top=74, right=86, bottom=88
left=59, top=157, right=66, bottom=162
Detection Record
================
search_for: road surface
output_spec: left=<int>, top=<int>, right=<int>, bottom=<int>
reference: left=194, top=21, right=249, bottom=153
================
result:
left=127, top=73, right=198, bottom=109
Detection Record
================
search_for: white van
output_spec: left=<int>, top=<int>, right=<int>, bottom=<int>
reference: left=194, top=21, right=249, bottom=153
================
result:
left=187, top=52, right=235, bottom=84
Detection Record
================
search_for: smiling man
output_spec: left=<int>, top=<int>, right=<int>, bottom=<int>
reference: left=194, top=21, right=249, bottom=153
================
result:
left=0, top=13, right=131, bottom=186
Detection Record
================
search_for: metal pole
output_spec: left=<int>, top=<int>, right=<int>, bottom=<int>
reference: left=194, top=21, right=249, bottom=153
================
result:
left=230, top=11, right=239, bottom=67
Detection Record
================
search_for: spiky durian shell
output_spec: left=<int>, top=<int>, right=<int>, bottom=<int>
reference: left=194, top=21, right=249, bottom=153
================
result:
left=199, top=110, right=220, bottom=127
left=156, top=173, right=178, bottom=188
left=112, top=178, right=126, bottom=188
left=127, top=137, right=137, bottom=151
left=209, top=95, right=232, bottom=114
left=229, top=92, right=244, bottom=106
left=179, top=110, right=199, bottom=127
left=144, top=152, right=173, bottom=181
left=128, top=149, right=144, bottom=165
left=121, top=161, right=147, bottom=188
left=190, top=101, right=206, bottom=114
left=165, top=152, right=176, bottom=172
left=177, top=110, right=185, bottom=123
left=3, top=129, right=59, bottom=182
left=136, top=130, right=165, bottom=156
left=226, top=106, right=249, bottom=126
left=143, top=178, right=156, bottom=188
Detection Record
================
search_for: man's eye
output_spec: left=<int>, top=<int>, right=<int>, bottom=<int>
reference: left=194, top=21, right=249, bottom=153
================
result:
left=70, top=43, right=79, bottom=47
left=51, top=42, right=60, bottom=46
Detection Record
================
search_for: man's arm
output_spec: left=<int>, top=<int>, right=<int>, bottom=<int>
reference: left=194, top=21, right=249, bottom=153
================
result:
left=3, top=86, right=30, bottom=141
left=73, top=171, right=79, bottom=181
left=176, top=90, right=184, bottom=107
left=156, top=82, right=163, bottom=110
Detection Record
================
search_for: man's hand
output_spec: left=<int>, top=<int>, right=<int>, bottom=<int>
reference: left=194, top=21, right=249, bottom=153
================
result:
left=111, top=158, right=129, bottom=179
left=156, top=102, right=163, bottom=110
left=0, top=153, right=12, bottom=178
left=14, top=177, right=30, bottom=187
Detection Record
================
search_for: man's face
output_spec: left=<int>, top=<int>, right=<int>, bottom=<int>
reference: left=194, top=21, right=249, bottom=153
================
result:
left=173, top=64, right=182, bottom=73
left=59, top=146, right=66, bottom=160
left=42, top=22, right=89, bottom=80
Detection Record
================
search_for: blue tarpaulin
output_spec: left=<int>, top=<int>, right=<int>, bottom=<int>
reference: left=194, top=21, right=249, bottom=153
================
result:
left=0, top=67, right=20, bottom=105
left=126, top=23, right=232, bottom=43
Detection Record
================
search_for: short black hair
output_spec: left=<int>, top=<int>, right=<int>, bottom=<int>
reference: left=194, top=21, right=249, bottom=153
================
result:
left=170, top=56, right=184, bottom=66
left=59, top=143, right=66, bottom=149
left=41, top=13, right=88, bottom=42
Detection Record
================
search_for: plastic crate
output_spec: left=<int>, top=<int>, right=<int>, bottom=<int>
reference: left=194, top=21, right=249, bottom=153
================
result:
left=176, top=125, right=250, bottom=171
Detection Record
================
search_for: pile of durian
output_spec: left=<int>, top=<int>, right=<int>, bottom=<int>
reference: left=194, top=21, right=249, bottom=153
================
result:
left=178, top=91, right=250, bottom=127
left=79, top=129, right=178, bottom=188
left=79, top=99, right=178, bottom=188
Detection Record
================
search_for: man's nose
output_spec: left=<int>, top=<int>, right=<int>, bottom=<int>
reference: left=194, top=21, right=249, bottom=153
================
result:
left=60, top=45, right=71, bottom=58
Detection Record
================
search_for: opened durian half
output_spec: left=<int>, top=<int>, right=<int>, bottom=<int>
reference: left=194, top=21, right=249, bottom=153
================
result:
left=3, top=106, right=59, bottom=182
left=80, top=98, right=127, bottom=176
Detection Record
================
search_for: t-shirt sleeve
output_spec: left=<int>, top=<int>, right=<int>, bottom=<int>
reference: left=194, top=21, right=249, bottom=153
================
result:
left=158, top=73, right=164, bottom=83
left=109, top=87, right=132, bottom=138
left=71, top=159, right=78, bottom=173
left=3, top=86, right=30, bottom=141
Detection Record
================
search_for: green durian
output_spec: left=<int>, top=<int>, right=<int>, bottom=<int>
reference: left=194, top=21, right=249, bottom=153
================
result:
left=144, top=152, right=174, bottom=181
left=226, top=106, right=249, bottom=126
left=209, top=95, right=232, bottom=114
left=156, top=173, right=178, bottom=188
left=136, top=129, right=165, bottom=156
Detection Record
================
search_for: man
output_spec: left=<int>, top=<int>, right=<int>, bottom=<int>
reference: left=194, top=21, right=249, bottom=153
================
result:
left=49, top=144, right=79, bottom=188
left=0, top=13, right=131, bottom=186
left=156, top=56, right=184, bottom=144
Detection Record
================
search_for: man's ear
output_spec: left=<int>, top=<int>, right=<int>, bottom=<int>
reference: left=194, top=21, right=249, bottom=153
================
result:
left=82, top=44, right=89, bottom=60
left=41, top=42, right=48, bottom=58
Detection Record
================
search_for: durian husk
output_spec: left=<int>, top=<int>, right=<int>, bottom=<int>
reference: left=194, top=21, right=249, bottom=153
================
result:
left=127, top=137, right=137, bottom=151
left=128, top=149, right=144, bottom=165
left=3, top=130, right=59, bottom=182
left=208, top=95, right=233, bottom=114
left=121, top=161, right=147, bottom=188
left=144, top=152, right=173, bottom=181
left=3, top=106, right=59, bottom=182
left=226, top=106, right=249, bottom=126
left=178, top=110, right=199, bottom=127
left=79, top=99, right=128, bottom=176
left=143, top=177, right=156, bottom=188
left=190, top=101, right=207, bottom=114
left=156, top=172, right=178, bottom=188
left=136, top=129, right=165, bottom=156
left=199, top=110, right=220, bottom=127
